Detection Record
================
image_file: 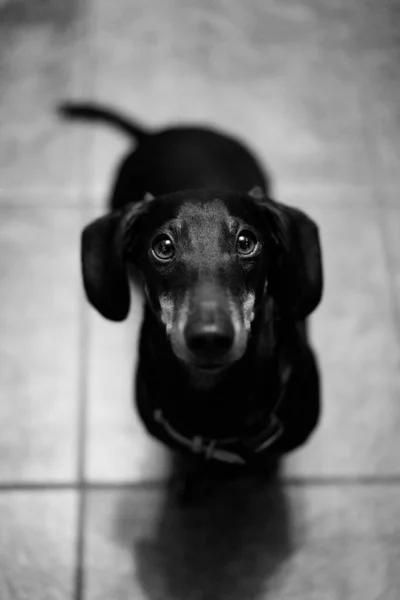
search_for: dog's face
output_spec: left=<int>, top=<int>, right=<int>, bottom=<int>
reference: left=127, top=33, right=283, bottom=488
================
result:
left=123, top=193, right=275, bottom=371
left=81, top=188, right=322, bottom=374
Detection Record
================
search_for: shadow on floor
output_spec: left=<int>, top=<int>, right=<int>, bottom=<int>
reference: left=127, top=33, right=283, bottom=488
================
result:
left=115, top=457, right=297, bottom=600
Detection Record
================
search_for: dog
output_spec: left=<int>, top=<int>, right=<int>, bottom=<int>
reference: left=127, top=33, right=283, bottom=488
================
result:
left=61, top=103, right=323, bottom=470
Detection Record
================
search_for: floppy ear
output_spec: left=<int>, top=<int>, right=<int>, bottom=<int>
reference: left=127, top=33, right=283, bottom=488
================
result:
left=81, top=193, right=155, bottom=322
left=249, top=188, right=323, bottom=320
left=81, top=211, right=130, bottom=321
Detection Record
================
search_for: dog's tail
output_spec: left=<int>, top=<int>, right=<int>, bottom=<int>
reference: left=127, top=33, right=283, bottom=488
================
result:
left=58, top=102, right=149, bottom=141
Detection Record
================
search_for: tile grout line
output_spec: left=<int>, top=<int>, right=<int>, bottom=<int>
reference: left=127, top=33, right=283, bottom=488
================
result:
left=1, top=195, right=400, bottom=213
left=74, top=295, right=89, bottom=600
left=72, top=0, right=97, bottom=597
left=3, top=474, right=400, bottom=492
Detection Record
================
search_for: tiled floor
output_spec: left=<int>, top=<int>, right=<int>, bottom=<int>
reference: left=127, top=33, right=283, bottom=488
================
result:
left=1, top=0, right=399, bottom=598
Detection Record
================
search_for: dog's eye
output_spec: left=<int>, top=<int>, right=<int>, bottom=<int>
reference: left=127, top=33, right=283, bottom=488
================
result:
left=152, top=234, right=175, bottom=261
left=236, top=230, right=258, bottom=256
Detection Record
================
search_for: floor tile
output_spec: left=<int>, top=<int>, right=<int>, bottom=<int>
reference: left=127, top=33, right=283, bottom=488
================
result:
left=81, top=0, right=371, bottom=203
left=285, top=203, right=400, bottom=477
left=0, top=0, right=90, bottom=201
left=83, top=482, right=400, bottom=600
left=0, top=491, right=77, bottom=600
left=0, top=207, right=81, bottom=481
left=324, top=3, right=400, bottom=190
left=381, top=206, right=400, bottom=320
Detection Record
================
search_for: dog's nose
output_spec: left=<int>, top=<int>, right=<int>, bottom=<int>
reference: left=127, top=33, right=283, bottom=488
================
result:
left=184, top=317, right=235, bottom=361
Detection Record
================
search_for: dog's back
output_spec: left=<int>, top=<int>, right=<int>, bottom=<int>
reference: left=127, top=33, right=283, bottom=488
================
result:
left=59, top=103, right=270, bottom=209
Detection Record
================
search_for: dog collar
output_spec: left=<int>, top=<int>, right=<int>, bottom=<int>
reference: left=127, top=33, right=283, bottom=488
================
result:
left=152, top=361, right=292, bottom=465
left=153, top=408, right=284, bottom=465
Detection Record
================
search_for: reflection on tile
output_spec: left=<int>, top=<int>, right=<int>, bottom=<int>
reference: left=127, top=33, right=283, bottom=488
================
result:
left=0, top=0, right=89, bottom=200
left=285, top=204, right=400, bottom=476
left=84, top=0, right=371, bottom=202
left=0, top=491, right=76, bottom=600
left=0, top=207, right=80, bottom=481
left=85, top=299, right=169, bottom=482
left=84, top=483, right=400, bottom=600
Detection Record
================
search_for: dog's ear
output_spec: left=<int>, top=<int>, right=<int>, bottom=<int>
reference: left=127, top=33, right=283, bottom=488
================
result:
left=81, top=192, right=155, bottom=322
left=249, top=189, right=323, bottom=320
left=81, top=211, right=129, bottom=321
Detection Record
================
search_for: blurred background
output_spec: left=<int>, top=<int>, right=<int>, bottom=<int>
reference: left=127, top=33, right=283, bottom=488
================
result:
left=1, top=0, right=400, bottom=598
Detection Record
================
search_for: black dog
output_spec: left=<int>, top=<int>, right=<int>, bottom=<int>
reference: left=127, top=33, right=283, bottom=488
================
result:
left=61, top=103, right=323, bottom=469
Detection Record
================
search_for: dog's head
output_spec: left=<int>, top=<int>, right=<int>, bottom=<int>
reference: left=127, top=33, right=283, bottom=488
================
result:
left=81, top=189, right=322, bottom=373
